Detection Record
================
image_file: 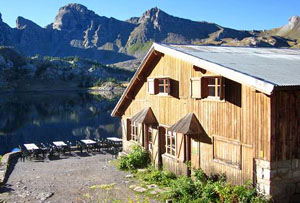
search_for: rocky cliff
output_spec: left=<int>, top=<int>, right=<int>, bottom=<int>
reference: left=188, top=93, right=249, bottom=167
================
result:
left=0, top=3, right=299, bottom=66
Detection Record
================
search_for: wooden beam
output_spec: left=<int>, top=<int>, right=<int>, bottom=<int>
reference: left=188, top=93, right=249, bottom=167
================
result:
left=154, top=50, right=164, bottom=57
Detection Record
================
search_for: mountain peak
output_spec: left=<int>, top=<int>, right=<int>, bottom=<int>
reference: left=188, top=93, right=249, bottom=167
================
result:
left=139, top=7, right=168, bottom=25
left=62, top=3, right=90, bottom=13
left=52, top=3, right=96, bottom=30
left=288, top=15, right=300, bottom=28
left=0, top=12, right=2, bottom=23
left=16, top=16, right=41, bottom=30
left=143, top=7, right=163, bottom=17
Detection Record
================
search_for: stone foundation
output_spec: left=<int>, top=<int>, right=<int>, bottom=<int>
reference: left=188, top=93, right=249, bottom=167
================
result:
left=255, top=159, right=300, bottom=202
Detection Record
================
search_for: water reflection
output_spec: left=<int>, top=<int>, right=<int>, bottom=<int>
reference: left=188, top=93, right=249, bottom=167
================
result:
left=0, top=91, right=121, bottom=155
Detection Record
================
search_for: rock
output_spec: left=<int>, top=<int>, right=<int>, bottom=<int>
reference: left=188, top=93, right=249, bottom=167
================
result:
left=129, top=184, right=137, bottom=189
left=125, top=174, right=134, bottom=178
left=146, top=184, right=158, bottom=189
left=150, top=190, right=158, bottom=195
left=36, top=192, right=53, bottom=201
left=137, top=169, right=147, bottom=173
left=133, top=186, right=147, bottom=193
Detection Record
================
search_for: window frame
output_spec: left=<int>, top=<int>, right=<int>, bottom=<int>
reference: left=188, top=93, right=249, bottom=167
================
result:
left=158, top=78, right=170, bottom=95
left=147, top=77, right=171, bottom=96
left=203, top=76, right=225, bottom=101
left=148, top=127, right=153, bottom=144
left=207, top=77, right=221, bottom=99
left=166, top=130, right=176, bottom=157
left=130, top=123, right=138, bottom=142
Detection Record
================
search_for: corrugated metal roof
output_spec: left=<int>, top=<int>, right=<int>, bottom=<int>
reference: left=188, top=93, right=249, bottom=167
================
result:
left=164, top=44, right=300, bottom=86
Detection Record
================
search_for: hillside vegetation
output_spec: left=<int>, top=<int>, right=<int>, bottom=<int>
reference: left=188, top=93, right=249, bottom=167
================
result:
left=0, top=47, right=133, bottom=91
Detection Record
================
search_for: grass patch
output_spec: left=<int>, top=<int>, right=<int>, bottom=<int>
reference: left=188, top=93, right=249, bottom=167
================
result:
left=89, top=183, right=116, bottom=190
left=127, top=41, right=153, bottom=55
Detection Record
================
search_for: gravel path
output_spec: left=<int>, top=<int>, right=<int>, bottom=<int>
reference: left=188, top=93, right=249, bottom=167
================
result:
left=0, top=152, right=160, bottom=203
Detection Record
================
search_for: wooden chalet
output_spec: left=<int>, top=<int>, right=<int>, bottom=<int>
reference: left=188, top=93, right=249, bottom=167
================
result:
left=111, top=43, right=300, bottom=202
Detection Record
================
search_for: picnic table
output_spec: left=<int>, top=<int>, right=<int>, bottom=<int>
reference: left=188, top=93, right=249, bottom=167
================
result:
left=81, top=139, right=97, bottom=145
left=107, top=137, right=122, bottom=142
left=23, top=144, right=40, bottom=159
left=80, top=139, right=97, bottom=152
left=24, top=143, right=39, bottom=151
left=53, top=141, right=71, bottom=154
left=53, top=141, right=67, bottom=147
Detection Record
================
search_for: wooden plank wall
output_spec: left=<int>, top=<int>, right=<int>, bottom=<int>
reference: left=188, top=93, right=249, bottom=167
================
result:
left=123, top=54, right=271, bottom=184
left=271, top=90, right=300, bottom=162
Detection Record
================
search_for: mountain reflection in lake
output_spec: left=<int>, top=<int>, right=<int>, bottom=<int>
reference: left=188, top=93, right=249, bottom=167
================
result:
left=0, top=91, right=121, bottom=155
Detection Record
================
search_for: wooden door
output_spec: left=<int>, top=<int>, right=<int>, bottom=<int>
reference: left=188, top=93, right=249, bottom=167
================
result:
left=191, top=138, right=200, bottom=169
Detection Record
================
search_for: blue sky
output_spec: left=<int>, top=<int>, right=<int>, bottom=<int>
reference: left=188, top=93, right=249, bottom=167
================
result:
left=1, top=0, right=300, bottom=30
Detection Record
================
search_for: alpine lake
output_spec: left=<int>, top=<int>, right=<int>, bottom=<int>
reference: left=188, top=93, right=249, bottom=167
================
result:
left=0, top=90, right=122, bottom=155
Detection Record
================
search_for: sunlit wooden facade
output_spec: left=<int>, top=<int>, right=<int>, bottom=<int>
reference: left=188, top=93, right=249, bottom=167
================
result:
left=112, top=43, right=300, bottom=202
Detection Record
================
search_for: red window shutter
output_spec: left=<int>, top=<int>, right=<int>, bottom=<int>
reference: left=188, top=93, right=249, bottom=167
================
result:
left=220, top=77, right=226, bottom=100
left=126, top=119, right=131, bottom=141
left=154, top=79, right=159, bottom=94
left=159, top=127, right=166, bottom=154
left=201, top=77, right=208, bottom=98
left=166, top=78, right=171, bottom=94
left=170, top=78, right=179, bottom=98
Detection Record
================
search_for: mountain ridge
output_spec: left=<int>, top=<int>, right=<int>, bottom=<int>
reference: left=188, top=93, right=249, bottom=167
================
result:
left=0, top=3, right=299, bottom=67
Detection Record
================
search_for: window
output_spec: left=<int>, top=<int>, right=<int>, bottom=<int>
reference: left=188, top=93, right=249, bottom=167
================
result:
left=147, top=77, right=171, bottom=95
left=148, top=127, right=153, bottom=144
left=131, top=123, right=138, bottom=142
left=208, top=77, right=222, bottom=98
left=190, top=76, right=225, bottom=100
left=166, top=131, right=176, bottom=156
left=213, top=136, right=241, bottom=168
left=158, top=78, right=170, bottom=94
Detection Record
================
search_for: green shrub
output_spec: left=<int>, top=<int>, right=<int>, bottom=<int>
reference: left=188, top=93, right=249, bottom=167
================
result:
left=117, top=145, right=150, bottom=170
left=117, top=154, right=269, bottom=202
left=0, top=155, right=2, bottom=163
left=164, top=168, right=269, bottom=203
left=138, top=167, right=176, bottom=186
left=166, top=176, right=199, bottom=201
left=94, top=78, right=104, bottom=87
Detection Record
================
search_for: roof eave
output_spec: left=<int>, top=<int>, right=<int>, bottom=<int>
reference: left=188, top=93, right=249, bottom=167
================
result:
left=111, top=45, right=156, bottom=117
